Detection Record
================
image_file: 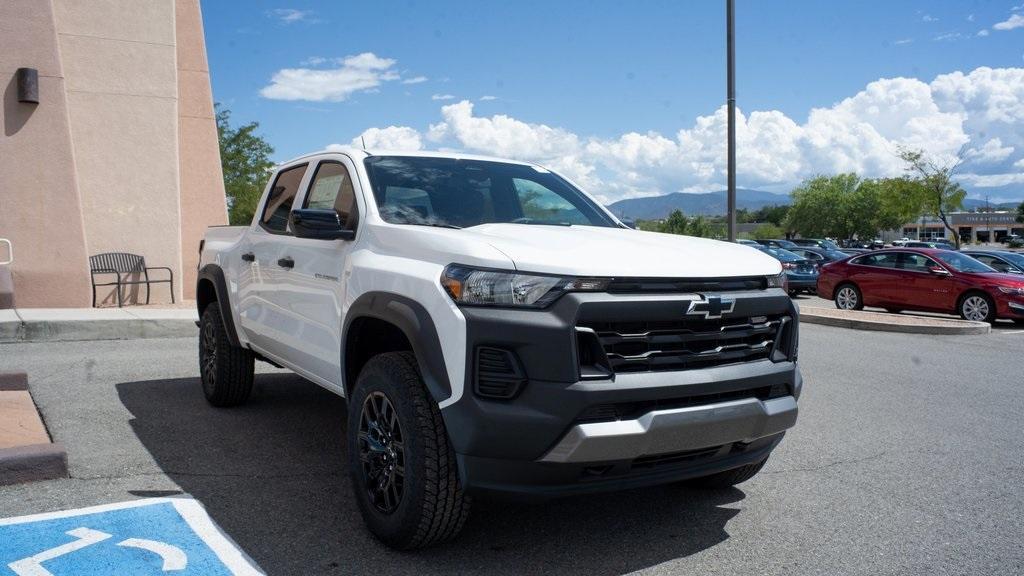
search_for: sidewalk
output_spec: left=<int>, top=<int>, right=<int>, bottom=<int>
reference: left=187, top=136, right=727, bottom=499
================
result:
left=0, top=306, right=198, bottom=343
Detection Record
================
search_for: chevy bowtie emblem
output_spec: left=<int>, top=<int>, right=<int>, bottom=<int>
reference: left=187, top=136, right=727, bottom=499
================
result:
left=686, top=296, right=735, bottom=319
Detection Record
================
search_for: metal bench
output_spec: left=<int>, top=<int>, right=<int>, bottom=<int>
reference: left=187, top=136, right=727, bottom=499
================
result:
left=89, top=252, right=174, bottom=307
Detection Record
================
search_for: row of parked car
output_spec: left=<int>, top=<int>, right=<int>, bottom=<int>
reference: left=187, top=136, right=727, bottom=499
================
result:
left=739, top=238, right=1024, bottom=324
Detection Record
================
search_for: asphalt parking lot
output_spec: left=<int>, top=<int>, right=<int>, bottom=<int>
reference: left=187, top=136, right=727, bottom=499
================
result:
left=2, top=323, right=1023, bottom=575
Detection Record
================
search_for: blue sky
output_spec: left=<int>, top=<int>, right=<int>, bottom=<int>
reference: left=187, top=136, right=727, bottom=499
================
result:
left=202, top=1, right=1024, bottom=202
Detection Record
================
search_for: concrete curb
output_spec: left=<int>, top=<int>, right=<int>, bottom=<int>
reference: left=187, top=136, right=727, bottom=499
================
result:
left=0, top=443, right=68, bottom=486
left=0, top=309, right=198, bottom=343
left=0, top=371, right=69, bottom=485
left=800, top=308, right=991, bottom=335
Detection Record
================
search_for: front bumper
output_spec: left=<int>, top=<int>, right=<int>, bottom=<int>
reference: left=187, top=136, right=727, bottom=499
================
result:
left=540, top=395, right=797, bottom=463
left=440, top=288, right=802, bottom=496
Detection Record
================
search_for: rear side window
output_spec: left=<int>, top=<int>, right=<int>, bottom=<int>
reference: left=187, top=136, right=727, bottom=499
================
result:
left=261, top=164, right=308, bottom=233
left=852, top=253, right=898, bottom=268
left=304, top=161, right=358, bottom=229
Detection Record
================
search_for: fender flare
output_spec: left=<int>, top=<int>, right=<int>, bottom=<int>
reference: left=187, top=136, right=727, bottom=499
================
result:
left=343, top=292, right=452, bottom=405
left=197, top=264, right=241, bottom=347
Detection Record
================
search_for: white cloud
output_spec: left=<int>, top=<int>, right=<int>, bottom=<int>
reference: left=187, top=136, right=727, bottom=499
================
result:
left=933, top=32, right=965, bottom=41
left=347, top=67, right=1024, bottom=199
left=260, top=52, right=398, bottom=102
left=978, top=29, right=990, bottom=37
left=402, top=76, right=428, bottom=85
left=268, top=8, right=315, bottom=24
left=479, top=95, right=498, bottom=101
left=994, top=14, right=1024, bottom=30
left=922, top=14, right=939, bottom=22
left=967, top=14, right=975, bottom=22
left=431, top=94, right=455, bottom=101
left=967, top=138, right=1015, bottom=163
left=893, top=38, right=914, bottom=45
left=342, top=126, right=423, bottom=151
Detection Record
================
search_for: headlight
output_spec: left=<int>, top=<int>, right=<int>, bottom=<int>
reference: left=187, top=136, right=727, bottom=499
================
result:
left=997, top=286, right=1024, bottom=296
left=441, top=265, right=609, bottom=307
left=766, top=272, right=787, bottom=289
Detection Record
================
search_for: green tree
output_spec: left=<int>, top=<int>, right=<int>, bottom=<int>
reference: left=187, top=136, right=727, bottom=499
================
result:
left=1016, top=201, right=1024, bottom=224
left=217, top=105, right=275, bottom=225
left=898, top=148, right=967, bottom=248
left=661, top=210, right=690, bottom=235
left=784, top=174, right=865, bottom=239
left=752, top=223, right=784, bottom=239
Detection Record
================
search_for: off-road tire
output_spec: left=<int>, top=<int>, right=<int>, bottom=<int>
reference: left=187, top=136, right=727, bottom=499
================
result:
left=685, top=457, right=768, bottom=489
left=347, top=351, right=470, bottom=549
left=199, top=305, right=254, bottom=407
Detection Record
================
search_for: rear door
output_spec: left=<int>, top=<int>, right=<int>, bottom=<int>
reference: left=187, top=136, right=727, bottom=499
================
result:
left=235, top=163, right=311, bottom=360
left=847, top=252, right=900, bottom=305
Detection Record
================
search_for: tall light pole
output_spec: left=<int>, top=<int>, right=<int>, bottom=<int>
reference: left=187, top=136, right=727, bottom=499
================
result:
left=726, top=0, right=737, bottom=241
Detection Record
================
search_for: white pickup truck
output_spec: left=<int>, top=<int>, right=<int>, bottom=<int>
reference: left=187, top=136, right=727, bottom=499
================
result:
left=197, top=149, right=801, bottom=549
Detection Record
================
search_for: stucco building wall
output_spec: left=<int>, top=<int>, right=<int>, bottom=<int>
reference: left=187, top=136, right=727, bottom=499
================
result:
left=0, top=0, right=225, bottom=307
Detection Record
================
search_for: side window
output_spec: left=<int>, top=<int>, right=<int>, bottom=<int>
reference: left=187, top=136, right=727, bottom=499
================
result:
left=511, top=178, right=590, bottom=225
left=261, top=164, right=308, bottom=233
left=974, top=255, right=1008, bottom=272
left=304, top=162, right=358, bottom=229
left=900, top=253, right=938, bottom=272
left=853, top=253, right=898, bottom=268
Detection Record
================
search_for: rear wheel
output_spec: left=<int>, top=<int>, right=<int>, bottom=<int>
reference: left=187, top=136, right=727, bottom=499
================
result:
left=685, top=457, right=768, bottom=488
left=347, top=352, right=470, bottom=549
left=198, top=306, right=254, bottom=407
left=959, top=292, right=996, bottom=323
left=834, top=283, right=863, bottom=311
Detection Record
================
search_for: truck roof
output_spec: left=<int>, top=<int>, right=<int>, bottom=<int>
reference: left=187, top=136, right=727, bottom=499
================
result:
left=277, top=147, right=543, bottom=169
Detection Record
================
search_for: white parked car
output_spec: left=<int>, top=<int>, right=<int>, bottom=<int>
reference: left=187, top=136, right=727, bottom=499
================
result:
left=196, top=149, right=802, bottom=548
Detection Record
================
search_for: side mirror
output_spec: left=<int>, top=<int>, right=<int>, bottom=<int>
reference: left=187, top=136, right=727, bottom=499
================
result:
left=291, top=209, right=355, bottom=241
left=928, top=266, right=950, bottom=276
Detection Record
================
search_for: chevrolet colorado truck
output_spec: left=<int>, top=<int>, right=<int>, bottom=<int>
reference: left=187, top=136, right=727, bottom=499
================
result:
left=196, top=149, right=802, bottom=549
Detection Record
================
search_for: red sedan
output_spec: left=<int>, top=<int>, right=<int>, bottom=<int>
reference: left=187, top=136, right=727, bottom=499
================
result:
left=817, top=248, right=1024, bottom=324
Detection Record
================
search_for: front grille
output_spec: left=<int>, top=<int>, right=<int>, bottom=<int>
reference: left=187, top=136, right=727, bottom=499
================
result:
left=578, top=315, right=787, bottom=374
left=606, top=276, right=767, bottom=294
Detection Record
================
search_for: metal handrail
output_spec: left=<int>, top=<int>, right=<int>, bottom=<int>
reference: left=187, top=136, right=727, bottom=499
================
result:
left=0, top=239, right=11, bottom=266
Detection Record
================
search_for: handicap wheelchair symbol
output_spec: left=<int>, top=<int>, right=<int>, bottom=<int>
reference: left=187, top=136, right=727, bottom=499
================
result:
left=9, top=526, right=187, bottom=575
left=0, top=498, right=261, bottom=575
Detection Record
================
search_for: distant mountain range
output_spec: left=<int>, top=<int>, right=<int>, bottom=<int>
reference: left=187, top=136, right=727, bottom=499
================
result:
left=606, top=189, right=1021, bottom=220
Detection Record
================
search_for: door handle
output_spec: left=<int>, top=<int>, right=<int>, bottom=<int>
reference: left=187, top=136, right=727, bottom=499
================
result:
left=277, top=257, right=295, bottom=269
left=241, top=252, right=255, bottom=262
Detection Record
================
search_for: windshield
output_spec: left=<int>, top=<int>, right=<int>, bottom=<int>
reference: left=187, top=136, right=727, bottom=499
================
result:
left=935, top=251, right=996, bottom=273
left=363, top=156, right=617, bottom=229
left=825, top=250, right=849, bottom=259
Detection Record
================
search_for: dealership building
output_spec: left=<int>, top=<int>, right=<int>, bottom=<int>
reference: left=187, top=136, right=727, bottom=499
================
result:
left=1, top=0, right=226, bottom=308
left=900, top=211, right=1023, bottom=243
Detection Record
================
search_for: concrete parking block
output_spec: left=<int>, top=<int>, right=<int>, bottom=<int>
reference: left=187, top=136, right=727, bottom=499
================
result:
left=0, top=443, right=68, bottom=485
left=0, top=309, right=22, bottom=343
left=0, top=372, right=67, bottom=485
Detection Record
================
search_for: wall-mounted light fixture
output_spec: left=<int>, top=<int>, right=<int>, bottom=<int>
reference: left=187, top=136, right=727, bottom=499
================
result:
left=16, top=68, right=39, bottom=104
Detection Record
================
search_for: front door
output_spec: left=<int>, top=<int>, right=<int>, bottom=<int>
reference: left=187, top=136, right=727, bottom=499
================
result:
left=900, top=252, right=956, bottom=311
left=261, top=158, right=362, bottom=388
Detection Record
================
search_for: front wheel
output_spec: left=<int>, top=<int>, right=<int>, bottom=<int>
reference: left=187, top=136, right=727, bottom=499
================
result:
left=685, top=457, right=768, bottom=488
left=347, top=352, right=470, bottom=549
left=959, top=293, right=996, bottom=323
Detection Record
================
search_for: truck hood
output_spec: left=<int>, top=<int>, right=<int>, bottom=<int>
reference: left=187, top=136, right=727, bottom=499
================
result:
left=463, top=224, right=782, bottom=278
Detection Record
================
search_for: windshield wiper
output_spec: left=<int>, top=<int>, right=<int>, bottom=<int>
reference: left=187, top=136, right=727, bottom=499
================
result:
left=405, top=222, right=462, bottom=229
left=510, top=218, right=572, bottom=226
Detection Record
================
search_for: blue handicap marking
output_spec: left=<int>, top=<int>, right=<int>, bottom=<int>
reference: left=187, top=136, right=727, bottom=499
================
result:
left=0, top=498, right=262, bottom=575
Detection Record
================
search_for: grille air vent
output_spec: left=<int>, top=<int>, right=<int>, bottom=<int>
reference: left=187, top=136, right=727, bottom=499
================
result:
left=475, top=347, right=526, bottom=400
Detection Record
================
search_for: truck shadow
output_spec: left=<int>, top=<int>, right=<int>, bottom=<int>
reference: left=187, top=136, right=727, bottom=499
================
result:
left=117, top=374, right=744, bottom=576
